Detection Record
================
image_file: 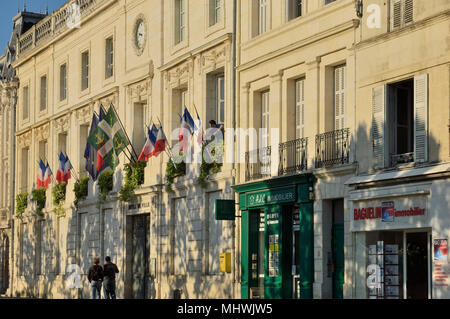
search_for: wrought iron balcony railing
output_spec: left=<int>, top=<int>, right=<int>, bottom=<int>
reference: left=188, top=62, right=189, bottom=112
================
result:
left=315, top=128, right=350, bottom=169
left=245, top=137, right=308, bottom=182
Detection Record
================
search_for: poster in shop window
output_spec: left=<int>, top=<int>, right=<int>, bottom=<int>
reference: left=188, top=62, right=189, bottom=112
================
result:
left=381, top=202, right=394, bottom=222
left=434, top=239, right=448, bottom=261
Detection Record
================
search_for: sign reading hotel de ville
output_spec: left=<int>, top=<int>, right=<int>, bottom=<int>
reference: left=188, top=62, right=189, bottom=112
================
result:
left=350, top=196, right=428, bottom=231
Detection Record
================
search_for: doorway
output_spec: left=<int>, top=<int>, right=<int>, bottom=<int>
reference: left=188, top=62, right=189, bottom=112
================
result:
left=131, top=214, right=150, bottom=299
left=332, top=199, right=344, bottom=299
left=406, top=232, right=428, bottom=299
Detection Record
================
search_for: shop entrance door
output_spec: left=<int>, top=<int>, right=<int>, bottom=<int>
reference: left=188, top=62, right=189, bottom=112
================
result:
left=406, top=232, right=428, bottom=299
left=291, top=207, right=301, bottom=299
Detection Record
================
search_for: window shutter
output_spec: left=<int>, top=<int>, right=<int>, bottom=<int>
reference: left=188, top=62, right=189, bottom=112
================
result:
left=372, top=85, right=387, bottom=169
left=404, top=0, right=413, bottom=25
left=335, top=66, right=346, bottom=130
left=391, top=0, right=402, bottom=29
left=414, top=74, right=428, bottom=163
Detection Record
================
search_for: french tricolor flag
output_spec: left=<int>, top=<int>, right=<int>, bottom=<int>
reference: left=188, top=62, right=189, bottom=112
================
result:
left=138, top=125, right=158, bottom=162
left=151, top=126, right=167, bottom=157
left=64, top=154, right=73, bottom=182
left=36, top=160, right=46, bottom=190
left=42, top=162, right=52, bottom=189
left=56, top=152, right=66, bottom=184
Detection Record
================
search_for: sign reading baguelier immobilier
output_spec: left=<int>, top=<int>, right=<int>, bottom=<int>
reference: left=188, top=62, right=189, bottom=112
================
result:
left=354, top=205, right=425, bottom=220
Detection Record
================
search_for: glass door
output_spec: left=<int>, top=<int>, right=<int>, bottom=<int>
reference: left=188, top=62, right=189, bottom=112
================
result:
left=406, top=232, right=429, bottom=299
left=292, top=207, right=301, bottom=299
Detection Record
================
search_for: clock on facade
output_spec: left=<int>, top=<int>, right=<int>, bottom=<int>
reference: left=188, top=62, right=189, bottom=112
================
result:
left=133, top=16, right=147, bottom=55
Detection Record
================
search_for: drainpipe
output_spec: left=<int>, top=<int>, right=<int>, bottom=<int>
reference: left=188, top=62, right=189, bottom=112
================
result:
left=231, top=0, right=238, bottom=299
left=9, top=84, right=17, bottom=297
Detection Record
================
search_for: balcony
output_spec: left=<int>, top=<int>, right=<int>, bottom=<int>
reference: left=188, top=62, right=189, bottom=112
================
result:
left=315, top=128, right=350, bottom=169
left=245, top=137, right=308, bottom=182
left=18, top=0, right=107, bottom=57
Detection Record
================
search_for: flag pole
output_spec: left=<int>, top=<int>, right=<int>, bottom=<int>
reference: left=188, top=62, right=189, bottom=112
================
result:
left=42, top=156, right=57, bottom=186
left=108, top=102, right=139, bottom=162
left=155, top=116, right=176, bottom=160
left=63, top=152, right=79, bottom=182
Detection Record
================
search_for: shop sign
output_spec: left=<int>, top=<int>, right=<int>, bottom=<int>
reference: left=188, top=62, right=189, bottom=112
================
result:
left=354, top=205, right=425, bottom=221
left=247, top=187, right=296, bottom=207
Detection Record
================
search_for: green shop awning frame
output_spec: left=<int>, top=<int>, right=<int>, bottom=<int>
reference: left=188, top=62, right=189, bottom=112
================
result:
left=232, top=174, right=315, bottom=299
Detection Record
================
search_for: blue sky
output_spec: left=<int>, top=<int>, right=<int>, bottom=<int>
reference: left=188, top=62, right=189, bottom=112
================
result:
left=0, top=0, right=67, bottom=53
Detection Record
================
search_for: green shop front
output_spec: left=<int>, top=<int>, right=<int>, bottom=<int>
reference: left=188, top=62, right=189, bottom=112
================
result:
left=232, top=175, right=315, bottom=299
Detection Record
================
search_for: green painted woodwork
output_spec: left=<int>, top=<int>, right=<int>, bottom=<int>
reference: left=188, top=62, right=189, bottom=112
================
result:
left=241, top=210, right=250, bottom=299
left=299, top=202, right=314, bottom=299
left=215, top=199, right=235, bottom=220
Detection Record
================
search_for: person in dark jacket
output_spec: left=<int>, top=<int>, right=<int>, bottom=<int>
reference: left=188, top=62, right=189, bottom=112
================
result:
left=103, top=256, right=119, bottom=299
left=88, top=257, right=104, bottom=299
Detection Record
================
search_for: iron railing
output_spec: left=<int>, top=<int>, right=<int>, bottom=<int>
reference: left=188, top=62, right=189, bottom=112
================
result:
left=315, top=128, right=350, bottom=168
left=245, top=137, right=308, bottom=182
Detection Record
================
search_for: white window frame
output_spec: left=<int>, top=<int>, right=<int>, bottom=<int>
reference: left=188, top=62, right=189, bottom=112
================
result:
left=258, top=0, right=268, bottom=35
left=81, top=51, right=89, bottom=91
left=60, top=63, right=67, bottom=102
left=22, top=86, right=29, bottom=120
left=105, top=37, right=114, bottom=79
left=175, top=0, right=186, bottom=44
left=287, top=0, right=302, bottom=21
left=261, top=90, right=270, bottom=147
left=40, top=75, right=47, bottom=112
left=391, top=0, right=414, bottom=30
left=216, top=74, right=225, bottom=125
left=334, top=65, right=346, bottom=130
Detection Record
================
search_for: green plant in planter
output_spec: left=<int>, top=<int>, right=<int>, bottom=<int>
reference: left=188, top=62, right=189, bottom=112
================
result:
left=97, top=170, right=114, bottom=207
left=119, top=161, right=147, bottom=203
left=74, top=176, right=89, bottom=207
left=197, top=141, right=223, bottom=188
left=165, top=160, right=186, bottom=192
left=16, top=193, right=28, bottom=218
left=52, top=182, right=67, bottom=216
left=31, top=188, right=47, bottom=217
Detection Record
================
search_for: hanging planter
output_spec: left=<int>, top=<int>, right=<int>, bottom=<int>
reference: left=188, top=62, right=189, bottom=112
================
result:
left=15, top=193, right=28, bottom=219
left=97, top=170, right=114, bottom=207
left=165, top=161, right=186, bottom=192
left=197, top=141, right=223, bottom=188
left=119, top=161, right=147, bottom=203
left=74, top=176, right=89, bottom=207
left=52, top=182, right=67, bottom=216
left=31, top=188, right=47, bottom=217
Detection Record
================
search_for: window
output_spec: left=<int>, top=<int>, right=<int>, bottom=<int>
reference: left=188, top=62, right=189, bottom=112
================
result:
left=40, top=75, right=47, bottom=111
left=209, top=0, right=222, bottom=26
left=60, top=64, right=67, bottom=101
left=334, top=65, right=346, bottom=130
left=39, top=140, right=48, bottom=164
left=20, top=148, right=29, bottom=193
left=295, top=78, right=305, bottom=139
left=105, top=37, right=114, bottom=79
left=79, top=125, right=89, bottom=177
left=22, top=86, right=29, bottom=120
left=133, top=103, right=147, bottom=152
left=81, top=51, right=89, bottom=91
left=372, top=74, right=428, bottom=169
left=175, top=0, right=186, bottom=44
left=287, top=0, right=302, bottom=21
left=180, top=89, right=187, bottom=113
left=58, top=133, right=67, bottom=154
left=261, top=91, right=270, bottom=147
left=324, top=0, right=337, bottom=4
left=391, top=0, right=413, bottom=30
left=258, top=0, right=268, bottom=35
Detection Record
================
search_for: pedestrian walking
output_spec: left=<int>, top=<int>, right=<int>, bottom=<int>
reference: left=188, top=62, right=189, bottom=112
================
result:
left=88, top=257, right=104, bottom=299
left=103, top=256, right=119, bottom=299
